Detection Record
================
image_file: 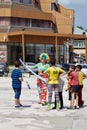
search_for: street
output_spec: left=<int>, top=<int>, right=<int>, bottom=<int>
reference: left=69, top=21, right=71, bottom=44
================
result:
left=0, top=74, right=87, bottom=130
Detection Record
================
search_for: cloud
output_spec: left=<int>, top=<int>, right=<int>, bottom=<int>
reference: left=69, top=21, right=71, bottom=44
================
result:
left=58, top=0, right=87, bottom=28
left=58, top=0, right=86, bottom=5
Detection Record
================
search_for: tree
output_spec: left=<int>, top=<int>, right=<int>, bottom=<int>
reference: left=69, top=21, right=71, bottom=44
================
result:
left=77, top=26, right=84, bottom=30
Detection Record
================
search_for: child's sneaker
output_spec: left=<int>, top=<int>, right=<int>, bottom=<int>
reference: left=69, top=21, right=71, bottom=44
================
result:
left=42, top=101, right=46, bottom=106
left=56, top=107, right=60, bottom=111
left=56, top=103, right=60, bottom=110
left=76, top=106, right=79, bottom=109
left=15, top=104, right=23, bottom=108
left=38, top=101, right=41, bottom=104
left=46, top=103, right=51, bottom=110
left=20, top=104, right=23, bottom=107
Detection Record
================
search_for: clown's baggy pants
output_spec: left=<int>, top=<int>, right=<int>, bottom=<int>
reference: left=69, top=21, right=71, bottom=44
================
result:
left=37, top=79, right=47, bottom=104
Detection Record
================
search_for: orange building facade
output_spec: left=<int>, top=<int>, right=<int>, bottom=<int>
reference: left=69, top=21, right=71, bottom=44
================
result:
left=0, top=0, right=87, bottom=64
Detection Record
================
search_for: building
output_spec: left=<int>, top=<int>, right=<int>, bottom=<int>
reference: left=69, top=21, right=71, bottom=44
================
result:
left=0, top=0, right=86, bottom=64
left=73, top=27, right=87, bottom=63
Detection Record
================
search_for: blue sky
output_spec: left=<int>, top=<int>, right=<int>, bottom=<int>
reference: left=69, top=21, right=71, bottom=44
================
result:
left=58, top=0, right=87, bottom=30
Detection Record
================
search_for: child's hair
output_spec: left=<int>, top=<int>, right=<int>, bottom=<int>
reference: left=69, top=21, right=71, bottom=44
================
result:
left=14, top=61, right=20, bottom=67
left=70, top=65, right=75, bottom=70
left=50, top=60, right=55, bottom=66
left=75, top=64, right=82, bottom=70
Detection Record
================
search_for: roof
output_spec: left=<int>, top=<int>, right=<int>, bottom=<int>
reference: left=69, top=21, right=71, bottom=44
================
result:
left=7, top=30, right=87, bottom=40
left=74, top=27, right=87, bottom=35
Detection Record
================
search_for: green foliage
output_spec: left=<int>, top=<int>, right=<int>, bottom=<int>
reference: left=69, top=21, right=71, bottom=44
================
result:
left=77, top=26, right=84, bottom=30
left=77, top=26, right=87, bottom=33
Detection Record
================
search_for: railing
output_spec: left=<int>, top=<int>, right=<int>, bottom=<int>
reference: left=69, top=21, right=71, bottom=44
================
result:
left=0, top=25, right=10, bottom=33
left=0, top=25, right=54, bottom=33
left=10, top=25, right=54, bottom=32
left=12, top=3, right=41, bottom=11
left=0, top=2, right=12, bottom=8
left=0, top=2, right=41, bottom=12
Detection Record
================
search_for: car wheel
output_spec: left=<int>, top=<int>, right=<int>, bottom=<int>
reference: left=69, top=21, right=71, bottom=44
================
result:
left=4, top=72, right=8, bottom=77
left=28, top=72, right=31, bottom=77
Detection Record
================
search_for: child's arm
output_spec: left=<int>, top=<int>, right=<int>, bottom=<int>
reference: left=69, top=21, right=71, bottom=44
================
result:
left=65, top=80, right=71, bottom=91
left=19, top=77, right=23, bottom=82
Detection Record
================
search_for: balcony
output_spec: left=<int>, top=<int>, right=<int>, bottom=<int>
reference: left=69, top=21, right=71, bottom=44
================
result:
left=9, top=25, right=54, bottom=33
left=0, top=1, right=41, bottom=11
left=0, top=25, right=10, bottom=33
left=12, top=3, right=41, bottom=12
left=0, top=2, right=12, bottom=8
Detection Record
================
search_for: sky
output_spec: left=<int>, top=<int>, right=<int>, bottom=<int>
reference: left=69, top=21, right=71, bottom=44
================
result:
left=58, top=0, right=87, bottom=30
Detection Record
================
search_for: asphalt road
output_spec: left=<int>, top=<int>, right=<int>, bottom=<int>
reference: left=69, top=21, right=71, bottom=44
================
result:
left=0, top=74, right=87, bottom=130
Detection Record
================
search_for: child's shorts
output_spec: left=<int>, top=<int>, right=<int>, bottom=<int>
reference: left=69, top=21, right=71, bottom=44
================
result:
left=71, top=85, right=80, bottom=93
left=13, top=88, right=21, bottom=99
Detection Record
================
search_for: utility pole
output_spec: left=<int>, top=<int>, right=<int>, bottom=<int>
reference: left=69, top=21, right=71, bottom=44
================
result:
left=64, top=39, right=73, bottom=64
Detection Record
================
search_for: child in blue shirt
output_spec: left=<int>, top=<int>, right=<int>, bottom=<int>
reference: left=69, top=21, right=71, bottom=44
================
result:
left=11, top=61, right=23, bottom=108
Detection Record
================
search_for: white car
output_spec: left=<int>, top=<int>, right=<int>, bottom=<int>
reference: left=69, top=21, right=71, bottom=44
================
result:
left=20, top=62, right=38, bottom=74
left=81, top=68, right=87, bottom=75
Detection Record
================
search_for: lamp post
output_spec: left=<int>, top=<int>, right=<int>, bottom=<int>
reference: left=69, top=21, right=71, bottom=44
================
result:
left=64, top=39, right=73, bottom=64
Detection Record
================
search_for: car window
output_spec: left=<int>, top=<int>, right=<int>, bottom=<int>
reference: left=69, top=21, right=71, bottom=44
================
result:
left=26, top=63, right=36, bottom=66
left=0, top=62, right=4, bottom=65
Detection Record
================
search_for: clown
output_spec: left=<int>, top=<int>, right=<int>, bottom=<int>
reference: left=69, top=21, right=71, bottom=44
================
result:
left=33, top=53, right=50, bottom=105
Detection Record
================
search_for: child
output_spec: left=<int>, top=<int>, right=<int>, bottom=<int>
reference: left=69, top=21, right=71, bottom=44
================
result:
left=44, top=60, right=66, bottom=110
left=11, top=61, right=23, bottom=108
left=66, top=72, right=72, bottom=109
left=58, top=77, right=65, bottom=109
left=66, top=65, right=79, bottom=109
left=75, top=65, right=85, bottom=107
left=53, top=76, right=65, bottom=109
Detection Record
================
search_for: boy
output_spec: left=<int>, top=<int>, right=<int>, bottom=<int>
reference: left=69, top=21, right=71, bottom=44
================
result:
left=11, top=61, right=23, bottom=108
left=75, top=65, right=85, bottom=107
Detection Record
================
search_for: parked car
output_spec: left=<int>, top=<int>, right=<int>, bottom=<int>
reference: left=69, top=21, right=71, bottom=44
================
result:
left=79, top=64, right=87, bottom=69
left=75, top=63, right=87, bottom=75
left=20, top=62, right=38, bottom=74
left=0, top=62, right=9, bottom=76
left=81, top=68, right=87, bottom=75
left=62, top=63, right=70, bottom=71
left=55, top=64, right=67, bottom=71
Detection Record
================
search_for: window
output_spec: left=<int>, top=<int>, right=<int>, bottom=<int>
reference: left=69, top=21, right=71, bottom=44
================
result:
left=0, top=18, right=10, bottom=26
left=22, top=0, right=32, bottom=4
left=4, top=0, right=11, bottom=2
left=0, top=0, right=4, bottom=2
left=51, top=3, right=58, bottom=11
left=35, top=0, right=38, bottom=5
left=20, top=0, right=23, bottom=3
left=32, top=19, right=51, bottom=28
left=12, top=0, right=32, bottom=4
left=10, top=18, right=55, bottom=30
left=73, top=40, right=85, bottom=48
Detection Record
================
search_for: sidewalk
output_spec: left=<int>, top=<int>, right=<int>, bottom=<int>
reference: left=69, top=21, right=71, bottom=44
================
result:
left=0, top=75, right=87, bottom=130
